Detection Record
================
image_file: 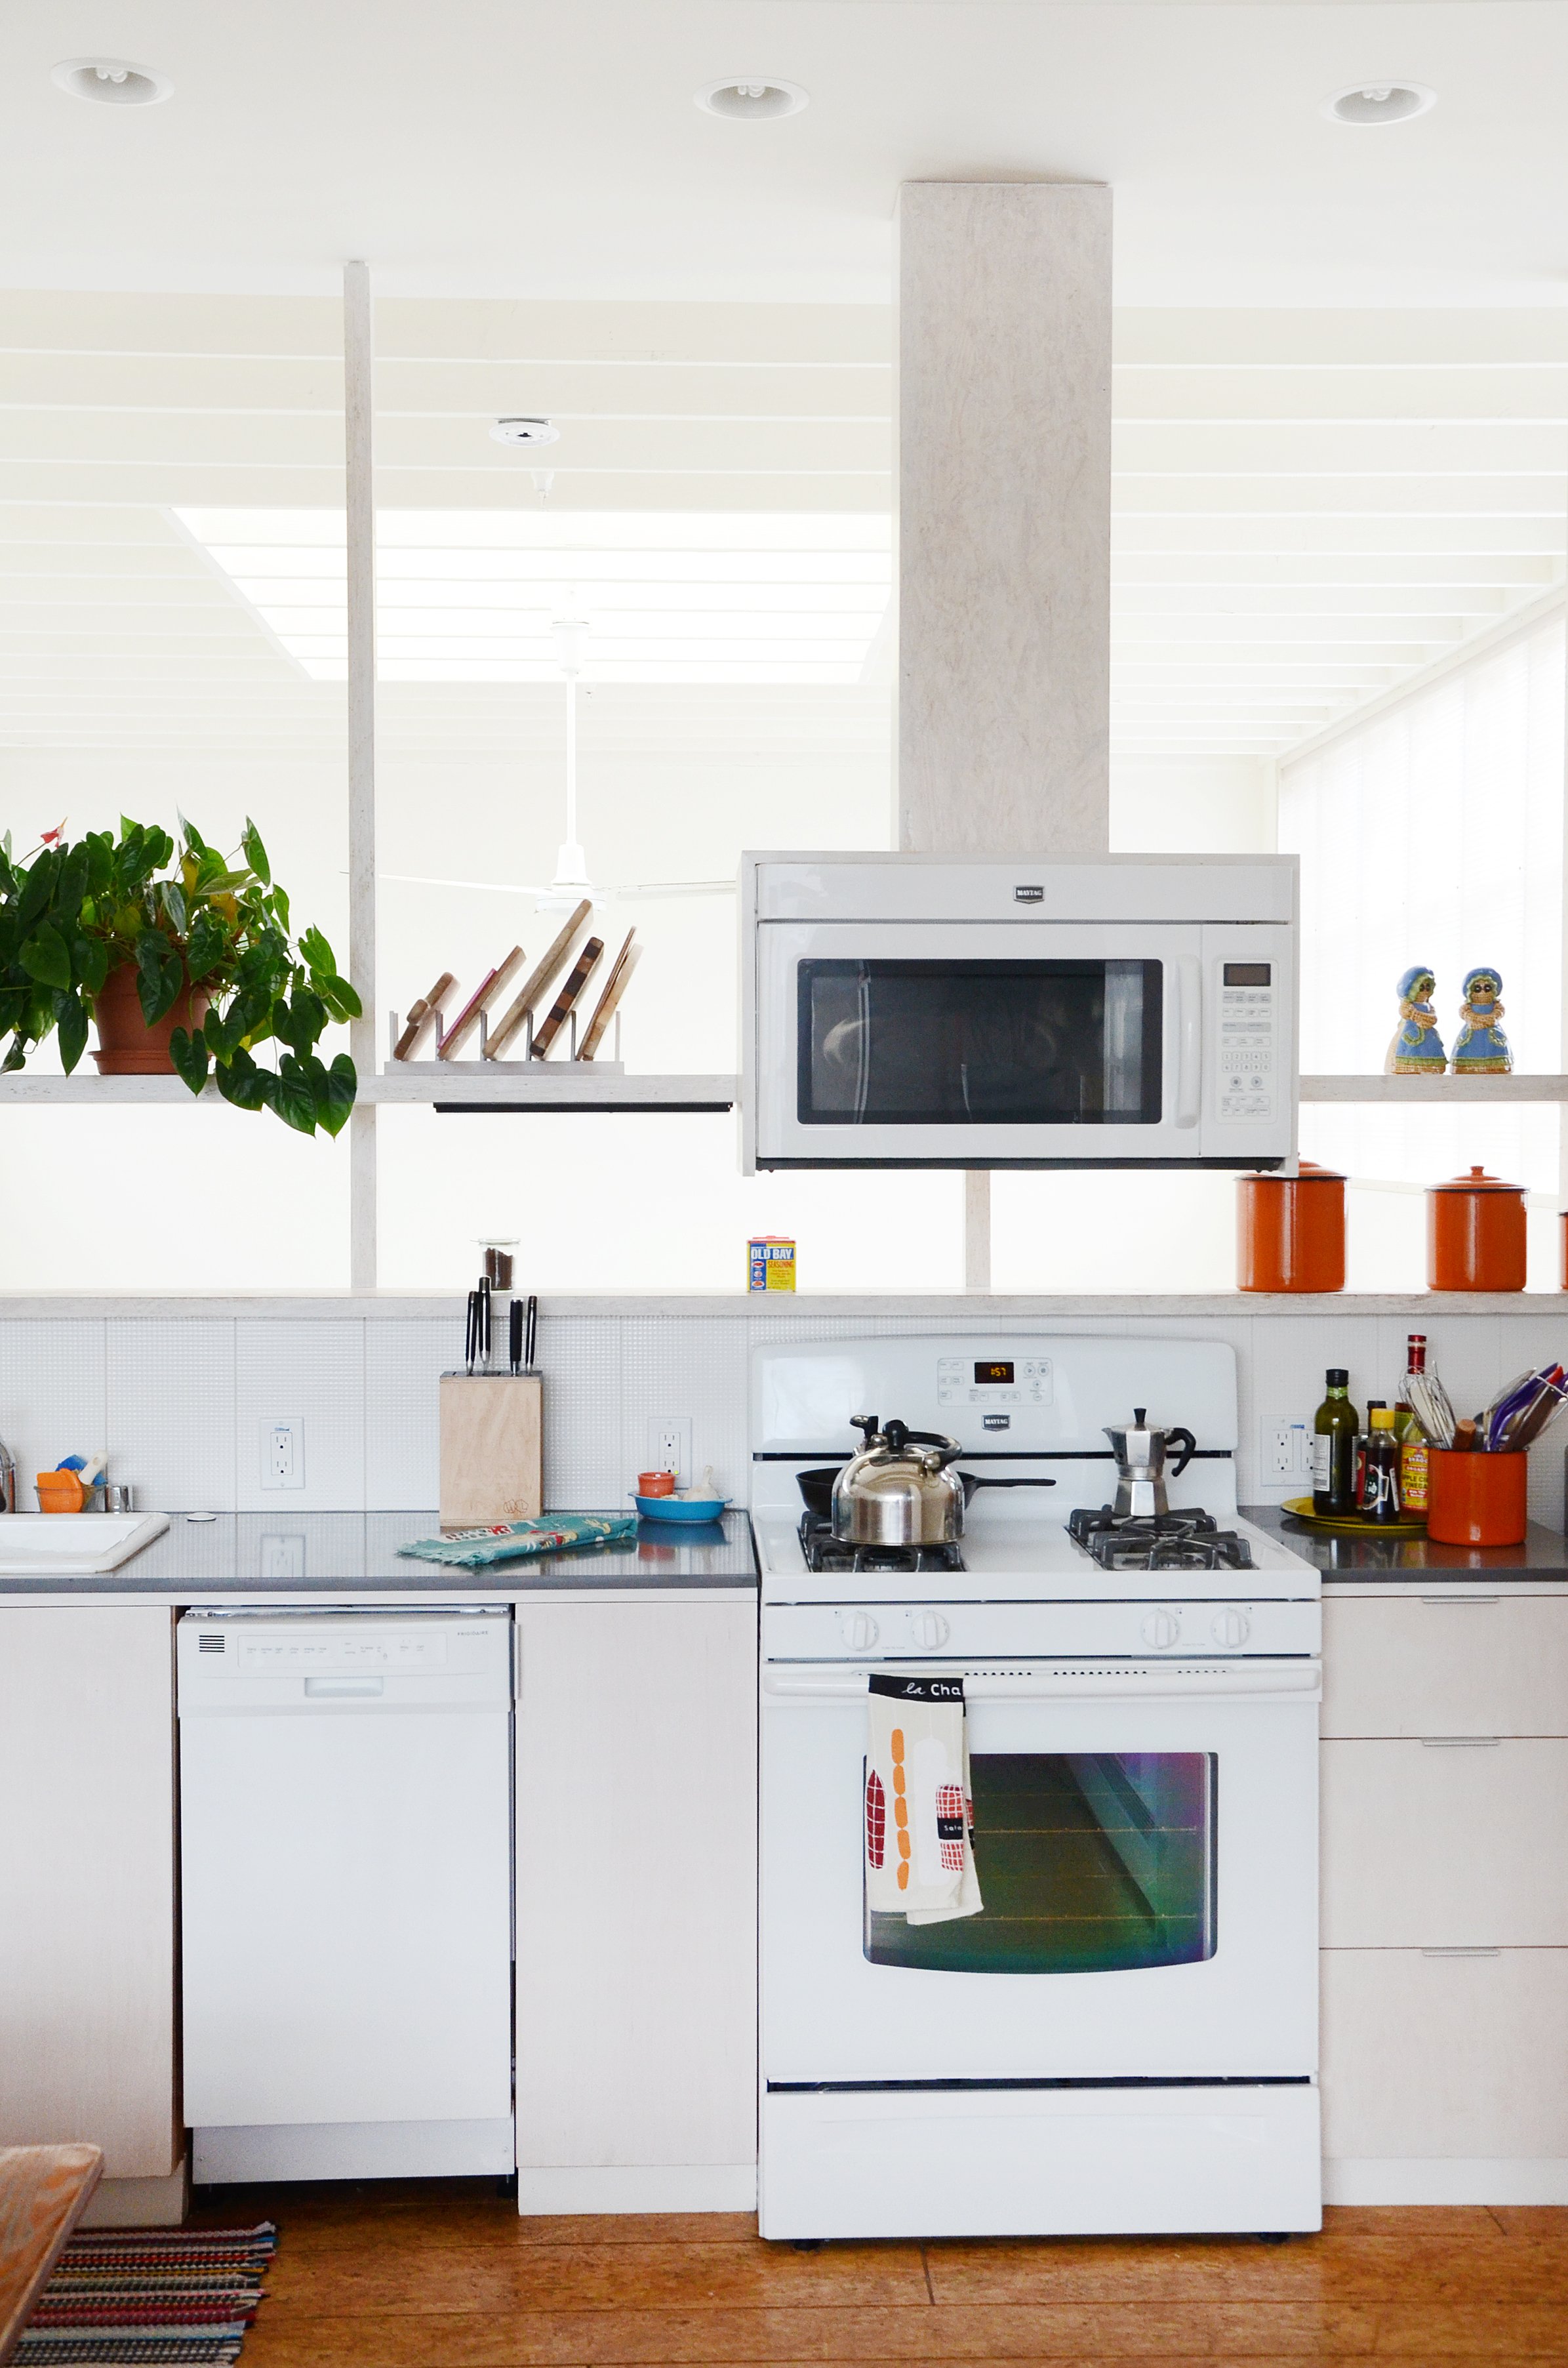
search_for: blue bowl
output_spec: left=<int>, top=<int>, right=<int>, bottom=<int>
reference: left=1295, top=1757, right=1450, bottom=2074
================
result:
left=632, top=1493, right=729, bottom=1522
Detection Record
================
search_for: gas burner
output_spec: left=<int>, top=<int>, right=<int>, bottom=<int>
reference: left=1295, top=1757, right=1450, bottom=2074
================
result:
left=797, top=1513, right=965, bottom=1577
left=1068, top=1505, right=1255, bottom=1574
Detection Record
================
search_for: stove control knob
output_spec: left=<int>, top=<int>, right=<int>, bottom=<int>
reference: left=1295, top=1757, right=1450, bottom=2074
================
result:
left=1211, top=1606, right=1251, bottom=1649
left=1140, top=1608, right=1182, bottom=1650
left=837, top=1610, right=879, bottom=1652
left=908, top=1610, right=950, bottom=1650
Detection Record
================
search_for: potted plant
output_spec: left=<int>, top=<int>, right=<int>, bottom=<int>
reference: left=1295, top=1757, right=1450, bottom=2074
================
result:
left=0, top=817, right=361, bottom=1136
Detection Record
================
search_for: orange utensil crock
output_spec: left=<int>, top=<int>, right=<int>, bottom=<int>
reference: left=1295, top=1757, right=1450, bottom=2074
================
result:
left=1426, top=1447, right=1527, bottom=1546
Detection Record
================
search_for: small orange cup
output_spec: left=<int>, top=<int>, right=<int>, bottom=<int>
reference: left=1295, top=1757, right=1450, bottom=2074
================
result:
left=35, top=1471, right=86, bottom=1514
left=636, top=1470, right=676, bottom=1497
left=1426, top=1448, right=1527, bottom=1547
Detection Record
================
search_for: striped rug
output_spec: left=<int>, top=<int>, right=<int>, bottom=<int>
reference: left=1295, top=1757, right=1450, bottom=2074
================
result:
left=17, top=2223, right=277, bottom=2366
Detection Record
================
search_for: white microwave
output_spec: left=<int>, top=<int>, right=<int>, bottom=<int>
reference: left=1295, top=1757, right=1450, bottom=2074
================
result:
left=742, top=853, right=1298, bottom=1172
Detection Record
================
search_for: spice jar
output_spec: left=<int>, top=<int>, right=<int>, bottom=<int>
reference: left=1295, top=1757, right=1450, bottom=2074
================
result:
left=1237, top=1161, right=1346, bottom=1293
left=1427, top=1166, right=1527, bottom=1292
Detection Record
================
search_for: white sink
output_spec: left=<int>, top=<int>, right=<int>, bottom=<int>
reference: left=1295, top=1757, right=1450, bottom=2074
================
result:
left=0, top=1513, right=171, bottom=1574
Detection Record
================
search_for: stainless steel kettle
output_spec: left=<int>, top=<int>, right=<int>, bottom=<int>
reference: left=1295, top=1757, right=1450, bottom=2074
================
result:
left=1102, top=1408, right=1197, bottom=1520
left=832, top=1415, right=966, bottom=1545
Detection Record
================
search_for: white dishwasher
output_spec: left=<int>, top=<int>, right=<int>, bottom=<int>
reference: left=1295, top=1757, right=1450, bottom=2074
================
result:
left=178, top=1608, right=514, bottom=2184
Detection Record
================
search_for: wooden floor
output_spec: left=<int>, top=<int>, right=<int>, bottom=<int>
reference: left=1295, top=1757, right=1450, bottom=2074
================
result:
left=191, top=2183, right=1568, bottom=2365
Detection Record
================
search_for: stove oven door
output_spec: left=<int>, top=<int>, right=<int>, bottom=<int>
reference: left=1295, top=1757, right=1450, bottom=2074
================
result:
left=761, top=1662, right=1318, bottom=2082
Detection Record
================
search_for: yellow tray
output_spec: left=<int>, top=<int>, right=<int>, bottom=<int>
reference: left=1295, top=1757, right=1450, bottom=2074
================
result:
left=1281, top=1496, right=1428, bottom=1538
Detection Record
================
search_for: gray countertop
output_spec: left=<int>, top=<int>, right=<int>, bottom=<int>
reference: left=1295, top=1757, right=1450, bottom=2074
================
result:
left=1242, top=1503, right=1568, bottom=1582
left=0, top=1507, right=758, bottom=1599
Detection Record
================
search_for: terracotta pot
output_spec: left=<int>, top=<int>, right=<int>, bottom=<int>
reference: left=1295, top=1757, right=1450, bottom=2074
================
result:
left=1426, top=1446, right=1527, bottom=1547
left=1427, top=1166, right=1527, bottom=1292
left=1237, top=1161, right=1346, bottom=1293
left=90, top=960, right=211, bottom=1076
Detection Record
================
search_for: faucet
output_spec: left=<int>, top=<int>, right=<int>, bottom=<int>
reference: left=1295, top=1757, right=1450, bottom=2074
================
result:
left=0, top=1435, right=14, bottom=1515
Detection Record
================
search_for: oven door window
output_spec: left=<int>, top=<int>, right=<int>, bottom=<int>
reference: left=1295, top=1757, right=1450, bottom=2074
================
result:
left=865, top=1751, right=1216, bottom=1975
left=798, top=960, right=1163, bottom=1126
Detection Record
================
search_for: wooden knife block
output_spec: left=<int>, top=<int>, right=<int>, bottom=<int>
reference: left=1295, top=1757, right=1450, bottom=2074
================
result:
left=439, top=1373, right=543, bottom=1528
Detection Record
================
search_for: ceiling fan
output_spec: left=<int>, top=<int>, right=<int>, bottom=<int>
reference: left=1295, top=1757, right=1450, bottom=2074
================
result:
left=379, top=618, right=734, bottom=908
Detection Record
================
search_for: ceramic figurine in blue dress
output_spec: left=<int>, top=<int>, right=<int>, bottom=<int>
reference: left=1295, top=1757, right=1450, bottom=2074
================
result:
left=1385, top=966, right=1446, bottom=1074
left=1452, top=966, right=1512, bottom=1072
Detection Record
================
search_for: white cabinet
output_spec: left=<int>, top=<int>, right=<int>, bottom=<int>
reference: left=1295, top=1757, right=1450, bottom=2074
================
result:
left=1321, top=1590, right=1568, bottom=2198
left=0, top=1606, right=178, bottom=2178
left=513, top=1595, right=757, bottom=2212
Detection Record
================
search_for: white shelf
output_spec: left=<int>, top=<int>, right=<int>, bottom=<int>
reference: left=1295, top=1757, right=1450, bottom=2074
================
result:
left=0, top=1070, right=740, bottom=1111
left=1302, top=1074, right=1568, bottom=1103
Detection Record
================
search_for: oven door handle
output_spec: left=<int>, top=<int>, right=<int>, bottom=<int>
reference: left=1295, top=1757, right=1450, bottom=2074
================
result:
left=763, top=1661, right=1321, bottom=1702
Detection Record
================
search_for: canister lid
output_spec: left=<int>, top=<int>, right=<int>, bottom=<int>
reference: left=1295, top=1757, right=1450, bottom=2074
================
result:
left=1246, top=1158, right=1345, bottom=1183
left=1430, top=1164, right=1524, bottom=1193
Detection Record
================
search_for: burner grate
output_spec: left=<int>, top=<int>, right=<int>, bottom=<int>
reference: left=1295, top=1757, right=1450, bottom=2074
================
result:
left=1068, top=1505, right=1255, bottom=1574
left=797, top=1513, right=965, bottom=1577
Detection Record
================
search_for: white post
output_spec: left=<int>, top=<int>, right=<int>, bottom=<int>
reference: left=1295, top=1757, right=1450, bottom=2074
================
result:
left=344, top=260, right=377, bottom=1289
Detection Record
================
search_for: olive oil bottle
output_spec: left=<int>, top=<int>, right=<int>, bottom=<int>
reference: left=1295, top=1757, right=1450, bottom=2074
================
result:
left=1312, top=1367, right=1359, bottom=1515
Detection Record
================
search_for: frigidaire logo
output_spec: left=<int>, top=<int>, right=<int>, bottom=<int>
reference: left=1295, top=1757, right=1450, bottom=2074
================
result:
left=1014, top=884, right=1043, bottom=903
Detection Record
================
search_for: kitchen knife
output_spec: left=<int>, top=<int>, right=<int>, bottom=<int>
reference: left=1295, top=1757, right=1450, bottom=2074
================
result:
left=525, top=1292, right=537, bottom=1372
left=439, top=945, right=527, bottom=1060
left=509, top=1296, right=523, bottom=1376
left=393, top=971, right=456, bottom=1061
left=478, top=1275, right=493, bottom=1369
left=465, top=1290, right=479, bottom=1376
left=578, top=931, right=641, bottom=1061
left=487, top=901, right=593, bottom=1057
left=532, top=936, right=604, bottom=1057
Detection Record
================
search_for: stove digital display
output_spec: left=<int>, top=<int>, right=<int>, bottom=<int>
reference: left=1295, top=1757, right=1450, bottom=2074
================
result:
left=975, top=1360, right=1015, bottom=1385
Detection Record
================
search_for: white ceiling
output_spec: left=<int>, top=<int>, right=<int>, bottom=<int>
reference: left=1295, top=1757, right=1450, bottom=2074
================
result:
left=2, top=2, right=1568, bottom=306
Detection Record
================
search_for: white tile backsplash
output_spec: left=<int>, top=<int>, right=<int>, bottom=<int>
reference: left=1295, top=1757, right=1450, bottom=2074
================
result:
left=3, top=1302, right=1564, bottom=1538
left=106, top=1320, right=237, bottom=1512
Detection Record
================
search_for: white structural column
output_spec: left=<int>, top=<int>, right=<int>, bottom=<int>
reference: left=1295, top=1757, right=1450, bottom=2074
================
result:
left=896, top=180, right=1113, bottom=859
left=343, top=260, right=378, bottom=1288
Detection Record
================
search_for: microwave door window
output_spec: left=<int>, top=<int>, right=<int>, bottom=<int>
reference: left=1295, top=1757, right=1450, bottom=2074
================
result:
left=799, top=960, right=1163, bottom=1126
left=866, top=1750, right=1216, bottom=1976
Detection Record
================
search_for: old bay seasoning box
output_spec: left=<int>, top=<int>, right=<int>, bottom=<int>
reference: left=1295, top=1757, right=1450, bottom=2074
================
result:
left=748, top=1236, right=796, bottom=1292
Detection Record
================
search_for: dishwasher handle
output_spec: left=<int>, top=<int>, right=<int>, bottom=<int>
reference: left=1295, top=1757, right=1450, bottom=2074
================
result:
left=303, top=1675, right=386, bottom=1699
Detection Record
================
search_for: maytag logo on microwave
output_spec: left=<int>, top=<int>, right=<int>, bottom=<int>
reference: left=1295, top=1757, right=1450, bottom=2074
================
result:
left=1013, top=884, right=1043, bottom=903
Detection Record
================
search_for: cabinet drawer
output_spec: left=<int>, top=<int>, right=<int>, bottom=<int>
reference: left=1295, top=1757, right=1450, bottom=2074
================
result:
left=1322, top=1595, right=1568, bottom=1738
left=1323, top=1947, right=1568, bottom=2159
left=1322, top=1738, right=1568, bottom=1948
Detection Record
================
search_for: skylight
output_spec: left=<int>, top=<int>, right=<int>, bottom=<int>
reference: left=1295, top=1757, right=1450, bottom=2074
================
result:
left=174, top=508, right=891, bottom=687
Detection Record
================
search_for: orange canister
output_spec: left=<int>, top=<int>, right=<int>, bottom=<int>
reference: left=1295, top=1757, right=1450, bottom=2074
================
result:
left=1237, top=1161, right=1346, bottom=1292
left=1426, top=1448, right=1528, bottom=1547
left=1427, top=1166, right=1527, bottom=1292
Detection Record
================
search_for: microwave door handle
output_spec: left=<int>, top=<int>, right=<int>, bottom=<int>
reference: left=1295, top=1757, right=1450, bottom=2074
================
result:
left=1171, top=956, right=1201, bottom=1128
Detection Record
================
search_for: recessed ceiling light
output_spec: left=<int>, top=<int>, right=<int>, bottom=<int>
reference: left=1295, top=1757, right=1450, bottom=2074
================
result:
left=51, top=57, right=172, bottom=106
left=694, top=78, right=809, bottom=122
left=1321, top=81, right=1436, bottom=127
left=490, top=418, right=559, bottom=447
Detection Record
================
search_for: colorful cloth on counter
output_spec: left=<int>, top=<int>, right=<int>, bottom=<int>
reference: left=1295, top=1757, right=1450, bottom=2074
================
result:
left=397, top=1511, right=637, bottom=1568
left=865, top=1673, right=983, bottom=1927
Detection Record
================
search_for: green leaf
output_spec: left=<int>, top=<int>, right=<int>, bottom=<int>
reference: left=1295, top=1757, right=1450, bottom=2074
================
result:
left=17, top=849, right=56, bottom=932
left=135, top=932, right=182, bottom=1025
left=56, top=996, right=88, bottom=1076
left=300, top=925, right=335, bottom=973
left=158, top=879, right=188, bottom=935
left=241, top=818, right=271, bottom=886
left=73, top=937, right=109, bottom=996
left=20, top=922, right=71, bottom=990
left=180, top=816, right=209, bottom=858
left=214, top=1044, right=273, bottom=1113
left=315, top=1052, right=357, bottom=1138
left=184, top=908, right=229, bottom=982
left=274, top=1053, right=319, bottom=1135
left=169, top=1025, right=209, bottom=1097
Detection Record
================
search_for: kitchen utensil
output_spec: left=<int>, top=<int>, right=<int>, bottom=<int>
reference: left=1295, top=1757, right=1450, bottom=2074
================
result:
left=831, top=1415, right=967, bottom=1546
left=393, top=971, right=456, bottom=1061
left=439, top=946, right=527, bottom=1060
left=1406, top=1368, right=1458, bottom=1450
left=477, top=1275, right=493, bottom=1370
left=533, top=937, right=605, bottom=1057
left=579, top=931, right=641, bottom=1060
left=1428, top=1446, right=1527, bottom=1546
left=509, top=1296, right=523, bottom=1376
left=487, top=902, right=593, bottom=1057
left=633, top=1492, right=728, bottom=1523
left=1504, top=1378, right=1568, bottom=1451
left=1236, top=1161, right=1346, bottom=1293
left=1428, top=1166, right=1527, bottom=1291
left=524, top=1292, right=538, bottom=1370
left=794, top=1462, right=1056, bottom=1523
left=1102, top=1410, right=1197, bottom=1521
left=1452, top=1417, right=1480, bottom=1452
left=464, top=1290, right=479, bottom=1376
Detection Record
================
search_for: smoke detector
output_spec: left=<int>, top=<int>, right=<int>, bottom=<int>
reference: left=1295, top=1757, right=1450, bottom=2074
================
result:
left=52, top=58, right=172, bottom=106
left=1321, top=82, right=1436, bottom=126
left=490, top=417, right=559, bottom=447
left=694, top=79, right=809, bottom=121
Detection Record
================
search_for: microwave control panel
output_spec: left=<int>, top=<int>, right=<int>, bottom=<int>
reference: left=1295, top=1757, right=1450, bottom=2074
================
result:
left=938, top=1355, right=1054, bottom=1408
left=1216, top=958, right=1276, bottom=1124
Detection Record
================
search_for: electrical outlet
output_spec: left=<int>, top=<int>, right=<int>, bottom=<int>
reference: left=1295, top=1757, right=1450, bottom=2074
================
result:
left=1261, top=1413, right=1312, bottom=1485
left=262, top=1418, right=306, bottom=1491
left=647, top=1416, right=692, bottom=1488
left=260, top=1531, right=306, bottom=1579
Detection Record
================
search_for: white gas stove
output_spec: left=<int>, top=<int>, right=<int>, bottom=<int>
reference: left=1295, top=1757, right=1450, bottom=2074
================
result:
left=753, top=1334, right=1322, bottom=2244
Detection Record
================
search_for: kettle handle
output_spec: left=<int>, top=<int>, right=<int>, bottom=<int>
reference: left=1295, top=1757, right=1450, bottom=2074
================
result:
left=1165, top=1426, right=1197, bottom=1479
left=851, top=1414, right=880, bottom=1444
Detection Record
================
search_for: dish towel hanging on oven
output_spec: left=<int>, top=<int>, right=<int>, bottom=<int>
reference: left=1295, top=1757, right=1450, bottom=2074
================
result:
left=865, top=1673, right=983, bottom=1924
